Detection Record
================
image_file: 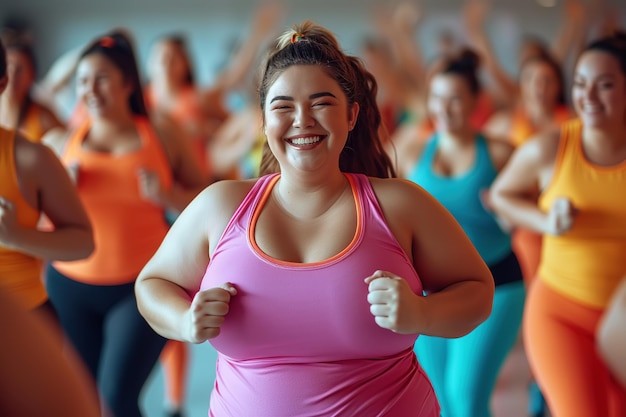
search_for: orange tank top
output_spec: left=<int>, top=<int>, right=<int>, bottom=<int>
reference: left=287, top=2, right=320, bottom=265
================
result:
left=538, top=119, right=626, bottom=308
left=145, top=85, right=214, bottom=175
left=510, top=105, right=571, bottom=148
left=0, top=127, right=47, bottom=309
left=19, top=104, right=44, bottom=144
left=53, top=118, right=173, bottom=285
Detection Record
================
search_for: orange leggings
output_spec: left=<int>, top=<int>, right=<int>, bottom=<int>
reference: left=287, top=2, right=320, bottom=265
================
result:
left=524, top=279, right=626, bottom=417
left=160, top=340, right=190, bottom=407
left=512, top=228, right=542, bottom=287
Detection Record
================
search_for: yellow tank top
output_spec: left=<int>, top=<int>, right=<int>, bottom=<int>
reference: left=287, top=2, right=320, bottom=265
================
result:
left=0, top=127, right=47, bottom=309
left=538, top=119, right=626, bottom=308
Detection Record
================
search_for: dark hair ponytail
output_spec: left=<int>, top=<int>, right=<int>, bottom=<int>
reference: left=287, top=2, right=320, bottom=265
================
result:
left=438, top=48, right=481, bottom=96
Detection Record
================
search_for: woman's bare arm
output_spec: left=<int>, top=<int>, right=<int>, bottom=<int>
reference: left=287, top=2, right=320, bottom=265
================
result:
left=372, top=178, right=494, bottom=338
left=1, top=133, right=93, bottom=261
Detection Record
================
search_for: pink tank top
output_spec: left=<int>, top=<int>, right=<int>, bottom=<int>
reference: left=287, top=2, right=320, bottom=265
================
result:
left=200, top=173, right=439, bottom=417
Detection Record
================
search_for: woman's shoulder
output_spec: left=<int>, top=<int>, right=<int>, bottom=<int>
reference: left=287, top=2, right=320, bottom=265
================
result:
left=198, top=177, right=260, bottom=210
left=171, top=177, right=260, bottom=247
left=41, top=126, right=71, bottom=158
left=483, top=108, right=514, bottom=138
left=388, top=126, right=432, bottom=177
left=521, top=126, right=562, bottom=164
left=481, top=133, right=514, bottom=171
left=14, top=131, right=66, bottom=175
left=368, top=176, right=433, bottom=209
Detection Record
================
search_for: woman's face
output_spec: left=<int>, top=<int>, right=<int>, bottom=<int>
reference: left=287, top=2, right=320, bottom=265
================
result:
left=520, top=60, right=561, bottom=108
left=428, top=73, right=475, bottom=134
left=6, top=50, right=35, bottom=100
left=263, top=64, right=359, bottom=174
left=572, top=50, right=626, bottom=129
left=148, top=40, right=189, bottom=85
left=76, top=53, right=132, bottom=118
left=518, top=41, right=544, bottom=68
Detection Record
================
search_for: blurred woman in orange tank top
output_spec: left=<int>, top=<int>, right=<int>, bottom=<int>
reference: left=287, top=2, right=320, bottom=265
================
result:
left=145, top=4, right=282, bottom=182
left=42, top=30, right=206, bottom=417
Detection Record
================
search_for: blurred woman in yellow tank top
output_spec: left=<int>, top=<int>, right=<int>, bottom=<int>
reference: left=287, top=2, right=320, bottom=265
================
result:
left=484, top=52, right=573, bottom=289
left=0, top=41, right=64, bottom=142
left=491, top=31, right=626, bottom=417
left=0, top=39, right=93, bottom=322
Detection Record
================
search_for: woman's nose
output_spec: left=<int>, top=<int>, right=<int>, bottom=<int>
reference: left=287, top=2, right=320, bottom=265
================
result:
left=293, top=106, right=315, bottom=128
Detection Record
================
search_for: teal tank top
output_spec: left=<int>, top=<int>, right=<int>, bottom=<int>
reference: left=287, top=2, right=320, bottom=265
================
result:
left=407, top=134, right=511, bottom=265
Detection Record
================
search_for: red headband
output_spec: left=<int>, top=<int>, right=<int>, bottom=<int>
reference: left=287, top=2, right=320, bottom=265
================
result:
left=99, top=36, right=115, bottom=48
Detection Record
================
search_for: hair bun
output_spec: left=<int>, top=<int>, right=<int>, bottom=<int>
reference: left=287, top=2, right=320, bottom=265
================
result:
left=455, top=48, right=481, bottom=72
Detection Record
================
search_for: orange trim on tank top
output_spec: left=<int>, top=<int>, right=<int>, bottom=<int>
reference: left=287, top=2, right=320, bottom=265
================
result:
left=248, top=173, right=362, bottom=267
left=67, top=118, right=152, bottom=157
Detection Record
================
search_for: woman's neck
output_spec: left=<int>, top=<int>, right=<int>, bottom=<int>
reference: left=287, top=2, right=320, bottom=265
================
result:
left=523, top=99, right=557, bottom=125
left=273, top=171, right=349, bottom=220
left=437, top=127, right=475, bottom=150
left=152, top=77, right=185, bottom=100
left=582, top=121, right=626, bottom=166
left=89, top=111, right=136, bottom=136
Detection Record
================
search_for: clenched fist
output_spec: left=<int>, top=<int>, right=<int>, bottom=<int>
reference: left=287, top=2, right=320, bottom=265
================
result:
left=546, top=197, right=578, bottom=235
left=185, top=283, right=237, bottom=343
left=365, top=270, right=421, bottom=334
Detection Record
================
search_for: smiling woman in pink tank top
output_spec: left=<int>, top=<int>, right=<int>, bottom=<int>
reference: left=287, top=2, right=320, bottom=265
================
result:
left=136, top=20, right=495, bottom=417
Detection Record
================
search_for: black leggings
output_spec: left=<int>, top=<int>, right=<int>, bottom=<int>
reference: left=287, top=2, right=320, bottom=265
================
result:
left=46, top=264, right=167, bottom=417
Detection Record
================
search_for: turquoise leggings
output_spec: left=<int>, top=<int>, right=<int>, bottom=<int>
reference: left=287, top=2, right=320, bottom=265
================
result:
left=415, top=278, right=525, bottom=417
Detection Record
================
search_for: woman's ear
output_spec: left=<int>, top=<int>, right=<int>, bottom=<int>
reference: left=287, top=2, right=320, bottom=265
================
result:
left=348, top=102, right=360, bottom=131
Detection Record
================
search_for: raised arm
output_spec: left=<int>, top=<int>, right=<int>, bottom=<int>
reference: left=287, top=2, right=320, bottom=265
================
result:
left=33, top=45, right=82, bottom=117
left=37, top=46, right=82, bottom=98
left=463, top=0, right=519, bottom=107
left=375, top=1, right=427, bottom=98
left=207, top=104, right=263, bottom=179
left=550, top=0, right=588, bottom=64
left=210, top=2, right=284, bottom=95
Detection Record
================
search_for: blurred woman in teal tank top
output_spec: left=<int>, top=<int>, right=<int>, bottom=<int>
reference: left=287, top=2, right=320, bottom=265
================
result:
left=395, top=48, right=526, bottom=417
